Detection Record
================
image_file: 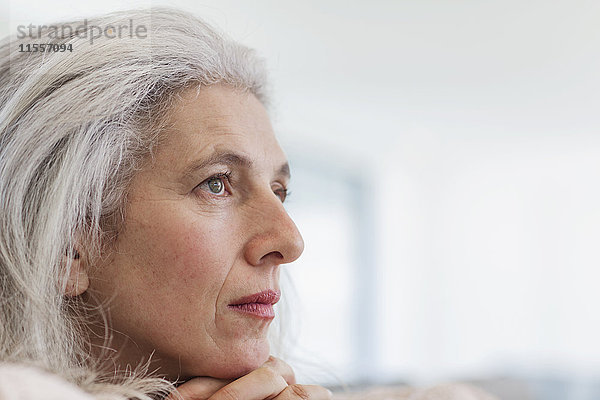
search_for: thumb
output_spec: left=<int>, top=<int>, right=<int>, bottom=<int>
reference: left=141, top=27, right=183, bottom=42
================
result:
left=166, top=376, right=233, bottom=400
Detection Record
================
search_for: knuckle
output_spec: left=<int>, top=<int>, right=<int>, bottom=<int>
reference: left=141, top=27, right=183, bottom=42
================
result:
left=266, top=355, right=278, bottom=364
left=265, top=357, right=296, bottom=384
left=266, top=356, right=289, bottom=371
left=288, top=384, right=310, bottom=400
left=268, top=356, right=284, bottom=366
left=267, top=357, right=280, bottom=368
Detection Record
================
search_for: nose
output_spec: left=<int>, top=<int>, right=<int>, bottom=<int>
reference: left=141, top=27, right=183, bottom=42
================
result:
left=243, top=192, right=305, bottom=267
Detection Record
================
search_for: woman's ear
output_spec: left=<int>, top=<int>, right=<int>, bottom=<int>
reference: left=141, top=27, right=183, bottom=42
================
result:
left=63, top=248, right=89, bottom=297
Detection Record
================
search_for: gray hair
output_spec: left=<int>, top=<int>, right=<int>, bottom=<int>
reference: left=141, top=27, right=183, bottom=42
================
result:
left=0, top=8, right=268, bottom=399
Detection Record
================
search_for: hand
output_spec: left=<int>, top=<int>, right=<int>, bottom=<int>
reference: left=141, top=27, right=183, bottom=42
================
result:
left=166, top=356, right=333, bottom=400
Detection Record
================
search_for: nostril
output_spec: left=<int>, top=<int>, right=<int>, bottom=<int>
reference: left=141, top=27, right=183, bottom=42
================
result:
left=252, top=251, right=285, bottom=267
left=262, top=251, right=284, bottom=262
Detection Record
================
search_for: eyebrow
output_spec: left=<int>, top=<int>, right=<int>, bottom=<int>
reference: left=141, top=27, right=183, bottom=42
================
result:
left=184, top=151, right=290, bottom=179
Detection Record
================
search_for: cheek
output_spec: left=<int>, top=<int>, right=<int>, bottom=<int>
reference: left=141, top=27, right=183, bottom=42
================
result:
left=116, top=204, right=242, bottom=323
left=142, top=213, right=235, bottom=298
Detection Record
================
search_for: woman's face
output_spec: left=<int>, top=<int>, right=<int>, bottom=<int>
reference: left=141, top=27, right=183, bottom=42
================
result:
left=87, top=85, right=304, bottom=380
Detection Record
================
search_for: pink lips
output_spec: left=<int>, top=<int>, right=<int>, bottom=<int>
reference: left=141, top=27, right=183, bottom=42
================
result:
left=228, top=289, right=281, bottom=319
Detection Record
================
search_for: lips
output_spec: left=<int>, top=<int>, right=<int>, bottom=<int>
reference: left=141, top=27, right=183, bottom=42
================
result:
left=229, top=289, right=281, bottom=306
left=228, top=289, right=281, bottom=319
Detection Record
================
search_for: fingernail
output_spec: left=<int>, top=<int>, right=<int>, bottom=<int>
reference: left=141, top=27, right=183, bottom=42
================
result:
left=327, top=388, right=333, bottom=398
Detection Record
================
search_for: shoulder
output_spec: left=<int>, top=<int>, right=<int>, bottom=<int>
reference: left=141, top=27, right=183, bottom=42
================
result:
left=0, top=363, right=94, bottom=400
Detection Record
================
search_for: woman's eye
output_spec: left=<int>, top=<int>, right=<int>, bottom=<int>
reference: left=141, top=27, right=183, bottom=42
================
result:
left=207, top=177, right=225, bottom=194
left=274, top=187, right=288, bottom=203
left=196, top=173, right=231, bottom=197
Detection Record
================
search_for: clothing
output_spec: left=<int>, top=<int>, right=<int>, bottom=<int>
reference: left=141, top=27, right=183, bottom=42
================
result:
left=0, top=363, right=93, bottom=400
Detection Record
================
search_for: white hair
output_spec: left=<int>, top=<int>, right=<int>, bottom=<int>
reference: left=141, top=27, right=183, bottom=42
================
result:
left=0, top=8, right=269, bottom=399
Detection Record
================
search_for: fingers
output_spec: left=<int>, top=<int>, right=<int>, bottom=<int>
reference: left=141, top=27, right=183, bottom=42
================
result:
left=262, top=355, right=297, bottom=385
left=165, top=356, right=306, bottom=400
left=165, top=376, right=232, bottom=400
left=208, top=365, right=288, bottom=400
left=273, top=384, right=333, bottom=400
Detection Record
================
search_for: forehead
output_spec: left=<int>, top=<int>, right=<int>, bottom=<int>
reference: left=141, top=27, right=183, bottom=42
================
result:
left=155, top=84, right=286, bottom=170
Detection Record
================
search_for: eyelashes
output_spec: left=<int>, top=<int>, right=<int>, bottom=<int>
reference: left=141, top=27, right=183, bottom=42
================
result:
left=194, top=171, right=289, bottom=203
left=273, top=187, right=289, bottom=203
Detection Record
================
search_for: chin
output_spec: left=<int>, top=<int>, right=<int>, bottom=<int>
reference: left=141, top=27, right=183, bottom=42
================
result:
left=185, top=339, right=271, bottom=379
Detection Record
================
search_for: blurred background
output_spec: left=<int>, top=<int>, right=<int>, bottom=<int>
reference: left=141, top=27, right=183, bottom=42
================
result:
left=3, top=1, right=600, bottom=399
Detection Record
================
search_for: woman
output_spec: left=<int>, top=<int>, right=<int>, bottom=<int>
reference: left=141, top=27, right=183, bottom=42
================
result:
left=0, top=7, right=498, bottom=400
left=0, top=7, right=331, bottom=400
